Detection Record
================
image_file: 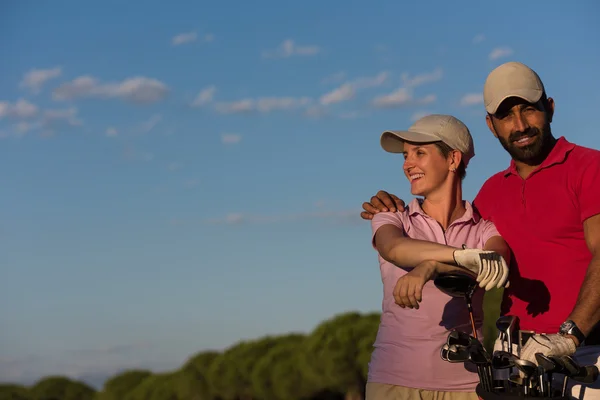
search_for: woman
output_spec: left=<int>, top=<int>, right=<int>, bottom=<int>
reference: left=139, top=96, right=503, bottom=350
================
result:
left=366, top=114, right=511, bottom=400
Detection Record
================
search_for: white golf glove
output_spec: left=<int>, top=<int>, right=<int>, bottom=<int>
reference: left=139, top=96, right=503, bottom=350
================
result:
left=453, top=248, right=509, bottom=291
left=520, top=334, right=576, bottom=365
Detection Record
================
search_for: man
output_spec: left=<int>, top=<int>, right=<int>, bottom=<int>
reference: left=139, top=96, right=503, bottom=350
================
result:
left=360, top=61, right=600, bottom=398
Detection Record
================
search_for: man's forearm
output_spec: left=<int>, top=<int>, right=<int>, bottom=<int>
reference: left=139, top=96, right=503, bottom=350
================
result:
left=380, top=236, right=459, bottom=269
left=568, top=255, right=600, bottom=338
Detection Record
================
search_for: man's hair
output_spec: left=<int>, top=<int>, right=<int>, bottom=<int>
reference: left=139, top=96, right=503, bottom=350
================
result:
left=434, top=142, right=467, bottom=180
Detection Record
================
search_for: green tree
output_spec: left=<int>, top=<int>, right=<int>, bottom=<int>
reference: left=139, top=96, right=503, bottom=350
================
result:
left=208, top=336, right=279, bottom=400
left=124, top=373, right=178, bottom=400
left=95, top=369, right=152, bottom=400
left=250, top=333, right=307, bottom=400
left=301, top=311, right=380, bottom=400
left=173, top=350, right=220, bottom=400
left=30, top=376, right=95, bottom=400
left=0, top=383, right=33, bottom=400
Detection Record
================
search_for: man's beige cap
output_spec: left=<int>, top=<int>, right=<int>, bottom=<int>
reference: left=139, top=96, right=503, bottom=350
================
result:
left=483, top=61, right=545, bottom=115
left=380, top=114, right=475, bottom=167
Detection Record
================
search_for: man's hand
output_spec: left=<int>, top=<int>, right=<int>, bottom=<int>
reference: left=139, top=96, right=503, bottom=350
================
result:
left=393, top=260, right=437, bottom=309
left=520, top=334, right=577, bottom=365
left=453, top=248, right=510, bottom=290
left=360, top=190, right=405, bottom=220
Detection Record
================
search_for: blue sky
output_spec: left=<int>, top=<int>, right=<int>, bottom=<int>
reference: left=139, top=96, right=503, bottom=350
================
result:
left=1, top=0, right=599, bottom=388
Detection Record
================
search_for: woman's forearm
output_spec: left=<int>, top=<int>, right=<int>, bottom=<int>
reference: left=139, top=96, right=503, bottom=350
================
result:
left=377, top=230, right=460, bottom=268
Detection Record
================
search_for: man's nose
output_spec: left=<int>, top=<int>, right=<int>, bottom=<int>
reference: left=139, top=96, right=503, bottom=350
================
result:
left=513, top=112, right=530, bottom=133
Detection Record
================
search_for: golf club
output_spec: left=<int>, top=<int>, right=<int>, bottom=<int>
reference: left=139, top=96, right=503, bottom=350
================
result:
left=495, top=315, right=516, bottom=354
left=434, top=273, right=479, bottom=339
left=514, top=359, right=538, bottom=396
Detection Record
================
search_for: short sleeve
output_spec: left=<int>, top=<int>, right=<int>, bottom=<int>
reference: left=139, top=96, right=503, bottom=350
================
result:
left=370, top=212, right=404, bottom=250
left=479, top=219, right=501, bottom=248
left=577, top=151, right=600, bottom=222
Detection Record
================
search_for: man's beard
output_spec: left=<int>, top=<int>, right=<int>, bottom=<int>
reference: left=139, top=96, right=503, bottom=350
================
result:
left=496, top=124, right=554, bottom=166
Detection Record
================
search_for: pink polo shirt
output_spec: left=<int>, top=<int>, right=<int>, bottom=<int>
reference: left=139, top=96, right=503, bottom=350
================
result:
left=368, top=198, right=501, bottom=391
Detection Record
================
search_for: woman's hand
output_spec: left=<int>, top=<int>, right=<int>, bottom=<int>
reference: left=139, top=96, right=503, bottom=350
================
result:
left=393, top=260, right=437, bottom=309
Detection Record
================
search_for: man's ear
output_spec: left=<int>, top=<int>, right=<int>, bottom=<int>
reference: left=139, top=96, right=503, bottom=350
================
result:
left=486, top=114, right=498, bottom=138
left=545, top=97, right=555, bottom=123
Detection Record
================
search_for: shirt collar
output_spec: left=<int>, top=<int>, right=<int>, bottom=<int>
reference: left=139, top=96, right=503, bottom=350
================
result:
left=503, top=136, right=575, bottom=177
left=406, top=198, right=480, bottom=224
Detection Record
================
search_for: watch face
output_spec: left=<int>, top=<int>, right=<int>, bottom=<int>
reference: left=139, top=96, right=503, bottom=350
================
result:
left=561, top=321, right=574, bottom=332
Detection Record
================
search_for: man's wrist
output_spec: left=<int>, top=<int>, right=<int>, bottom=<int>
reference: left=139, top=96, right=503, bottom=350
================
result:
left=559, top=319, right=586, bottom=346
left=564, top=334, right=581, bottom=347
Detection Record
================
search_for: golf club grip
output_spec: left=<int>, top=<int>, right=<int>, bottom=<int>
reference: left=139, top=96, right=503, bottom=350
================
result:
left=571, top=365, right=599, bottom=384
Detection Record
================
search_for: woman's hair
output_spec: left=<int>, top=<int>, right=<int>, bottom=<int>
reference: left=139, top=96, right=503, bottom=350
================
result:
left=434, top=142, right=467, bottom=180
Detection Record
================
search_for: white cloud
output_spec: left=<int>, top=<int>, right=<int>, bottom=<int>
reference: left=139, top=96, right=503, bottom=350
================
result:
left=262, top=39, right=320, bottom=58
left=489, top=46, right=513, bottom=60
left=319, top=71, right=389, bottom=105
left=106, top=127, right=118, bottom=137
left=320, top=83, right=355, bottom=105
left=401, top=68, right=443, bottom=88
left=139, top=114, right=162, bottom=134
left=372, top=88, right=436, bottom=108
left=172, top=31, right=197, bottom=46
left=191, top=85, right=216, bottom=107
left=43, top=107, right=82, bottom=126
left=460, top=93, right=483, bottom=106
left=0, top=99, right=39, bottom=119
left=304, top=105, right=329, bottom=119
left=215, top=96, right=311, bottom=114
left=473, top=34, right=485, bottom=44
left=221, top=133, right=242, bottom=144
left=14, top=121, right=41, bottom=135
left=20, top=67, right=62, bottom=93
left=410, top=111, right=430, bottom=122
left=372, top=88, right=412, bottom=107
left=53, top=75, right=169, bottom=104
left=171, top=31, right=214, bottom=46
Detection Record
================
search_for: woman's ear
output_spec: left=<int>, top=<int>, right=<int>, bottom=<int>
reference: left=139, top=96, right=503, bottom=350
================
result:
left=450, top=150, right=462, bottom=172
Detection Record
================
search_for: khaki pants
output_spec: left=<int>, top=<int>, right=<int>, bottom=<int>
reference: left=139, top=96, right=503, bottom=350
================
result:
left=366, top=382, right=479, bottom=400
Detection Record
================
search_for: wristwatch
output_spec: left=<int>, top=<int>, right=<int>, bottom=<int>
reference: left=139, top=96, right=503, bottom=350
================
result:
left=559, top=320, right=586, bottom=345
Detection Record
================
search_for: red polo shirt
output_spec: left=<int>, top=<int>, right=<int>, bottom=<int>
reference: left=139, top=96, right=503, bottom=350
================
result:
left=473, top=136, right=600, bottom=333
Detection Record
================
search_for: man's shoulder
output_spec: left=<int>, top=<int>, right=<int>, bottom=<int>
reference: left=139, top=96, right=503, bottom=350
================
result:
left=569, top=142, right=600, bottom=163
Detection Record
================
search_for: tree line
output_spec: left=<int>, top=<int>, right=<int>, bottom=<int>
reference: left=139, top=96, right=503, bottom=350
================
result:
left=0, top=311, right=381, bottom=400
left=1, top=292, right=502, bottom=400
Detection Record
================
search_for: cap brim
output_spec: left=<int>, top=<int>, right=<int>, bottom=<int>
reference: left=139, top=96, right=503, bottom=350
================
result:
left=380, top=130, right=441, bottom=153
left=486, top=88, right=543, bottom=114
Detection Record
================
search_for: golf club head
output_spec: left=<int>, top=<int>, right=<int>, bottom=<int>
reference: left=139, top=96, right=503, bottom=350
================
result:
left=559, top=355, right=582, bottom=376
left=492, top=350, right=517, bottom=369
left=572, top=365, right=600, bottom=384
left=495, top=315, right=516, bottom=333
left=447, top=344, right=472, bottom=362
left=447, top=330, right=480, bottom=347
left=469, top=346, right=491, bottom=364
left=434, top=273, right=477, bottom=298
left=509, top=373, right=525, bottom=386
left=514, top=359, right=538, bottom=379
left=440, top=343, right=450, bottom=361
left=535, top=353, right=559, bottom=374
left=559, top=355, right=600, bottom=383
left=548, top=356, right=569, bottom=374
